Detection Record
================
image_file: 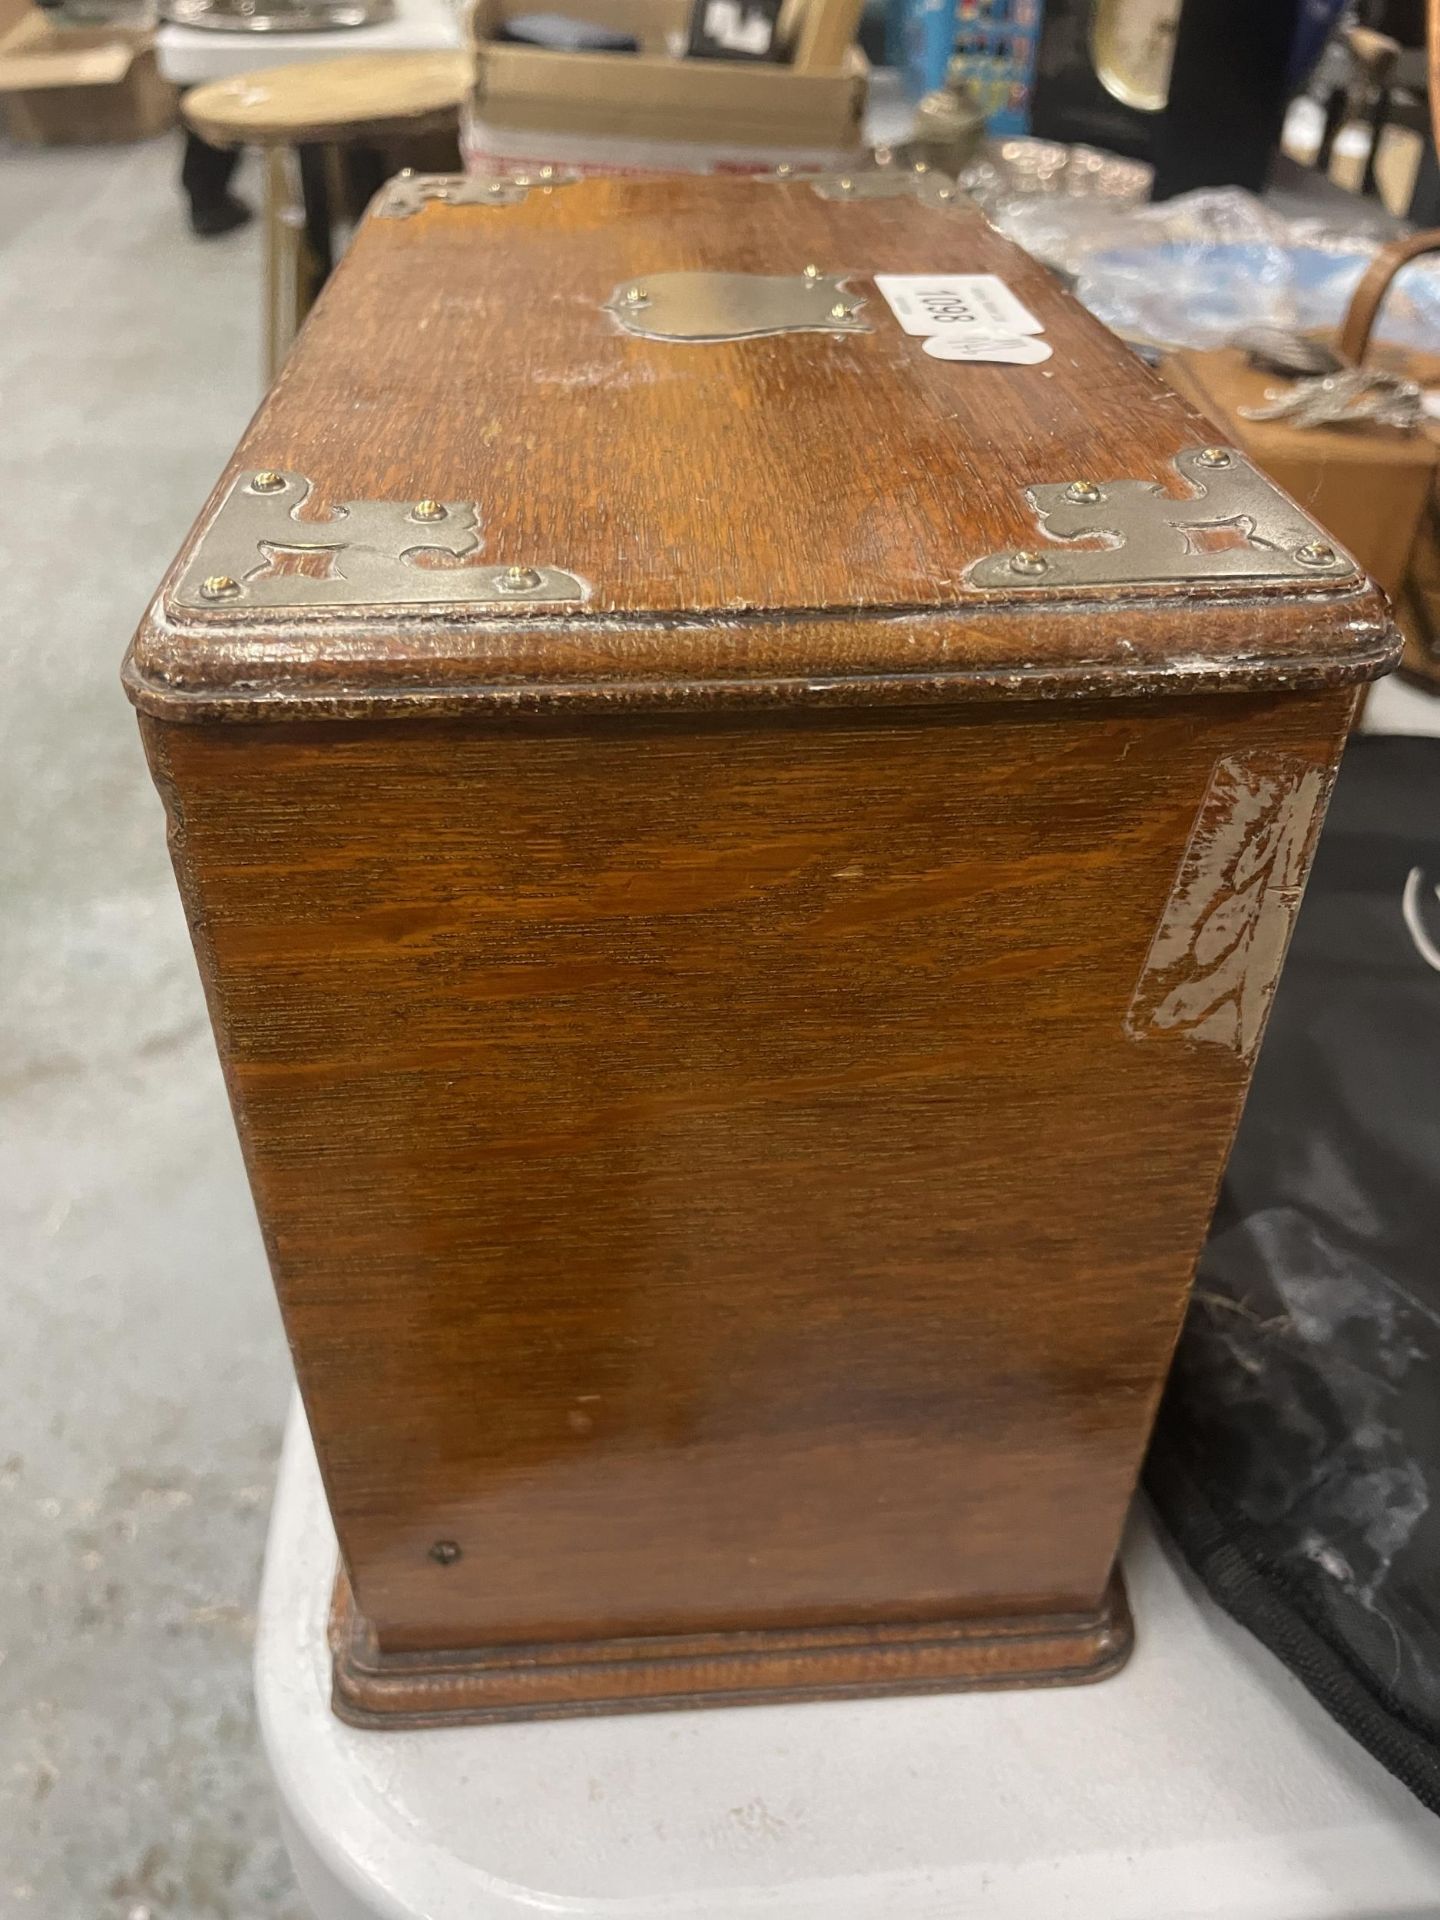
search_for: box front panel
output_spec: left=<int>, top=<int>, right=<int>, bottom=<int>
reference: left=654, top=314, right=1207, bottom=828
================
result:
left=147, top=691, right=1351, bottom=1654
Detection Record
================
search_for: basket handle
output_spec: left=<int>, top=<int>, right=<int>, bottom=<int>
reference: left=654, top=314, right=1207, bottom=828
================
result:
left=1338, top=228, right=1440, bottom=363
left=1334, top=0, right=1440, bottom=364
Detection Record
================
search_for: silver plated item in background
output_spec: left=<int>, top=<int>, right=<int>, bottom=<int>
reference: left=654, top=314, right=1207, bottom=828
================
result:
left=160, top=0, right=393, bottom=30
left=1241, top=366, right=1424, bottom=433
left=1231, top=325, right=1344, bottom=378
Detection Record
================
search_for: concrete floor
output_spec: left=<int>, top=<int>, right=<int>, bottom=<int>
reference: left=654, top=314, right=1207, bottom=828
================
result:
left=0, top=135, right=306, bottom=1917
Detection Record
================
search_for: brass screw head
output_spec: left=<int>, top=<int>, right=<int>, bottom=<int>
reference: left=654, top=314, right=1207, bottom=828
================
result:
left=775, top=162, right=793, bottom=177
left=200, top=574, right=241, bottom=600
left=1064, top=479, right=1102, bottom=505
left=837, top=176, right=854, bottom=192
left=1009, top=550, right=1048, bottom=577
left=1295, top=540, right=1338, bottom=567
left=936, top=186, right=955, bottom=202
left=429, top=1539, right=461, bottom=1566
left=803, top=263, right=822, bottom=281
left=830, top=302, right=853, bottom=321
left=249, top=469, right=285, bottom=494
left=538, top=164, right=554, bottom=180
left=623, top=285, right=648, bottom=306
left=499, top=565, right=543, bottom=593
left=411, top=498, right=447, bottom=522
left=1196, top=446, right=1232, bottom=469
left=913, top=160, right=929, bottom=174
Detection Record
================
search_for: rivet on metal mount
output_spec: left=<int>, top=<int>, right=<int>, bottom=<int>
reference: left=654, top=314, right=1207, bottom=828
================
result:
left=248, top=470, right=286, bottom=494
left=498, top=566, right=544, bottom=593
left=970, top=447, right=1361, bottom=591
left=172, top=471, right=587, bottom=611
left=605, top=271, right=868, bottom=343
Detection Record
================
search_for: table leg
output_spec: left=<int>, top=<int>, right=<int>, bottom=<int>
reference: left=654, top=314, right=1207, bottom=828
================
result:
left=263, top=146, right=291, bottom=383
left=296, top=141, right=335, bottom=282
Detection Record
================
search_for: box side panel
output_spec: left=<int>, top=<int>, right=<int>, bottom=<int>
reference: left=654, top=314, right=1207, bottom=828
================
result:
left=142, top=692, right=1352, bottom=1654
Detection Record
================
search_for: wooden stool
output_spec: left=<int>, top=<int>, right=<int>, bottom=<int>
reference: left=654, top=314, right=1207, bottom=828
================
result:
left=184, top=51, right=470, bottom=376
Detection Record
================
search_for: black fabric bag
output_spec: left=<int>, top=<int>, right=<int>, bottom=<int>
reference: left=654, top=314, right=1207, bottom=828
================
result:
left=1146, top=733, right=1440, bottom=1813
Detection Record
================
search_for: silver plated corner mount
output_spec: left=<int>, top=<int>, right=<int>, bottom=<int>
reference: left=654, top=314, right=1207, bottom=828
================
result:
left=172, top=471, right=586, bottom=611
left=761, top=164, right=962, bottom=208
left=605, top=271, right=868, bottom=343
left=969, top=447, right=1360, bottom=591
left=374, top=168, right=577, bottom=218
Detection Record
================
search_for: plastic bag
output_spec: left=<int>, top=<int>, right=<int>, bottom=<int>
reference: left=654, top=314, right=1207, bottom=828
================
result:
left=961, top=162, right=1440, bottom=353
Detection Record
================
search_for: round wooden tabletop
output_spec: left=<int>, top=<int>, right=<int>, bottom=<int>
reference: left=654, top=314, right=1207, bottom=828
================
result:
left=183, top=50, right=471, bottom=147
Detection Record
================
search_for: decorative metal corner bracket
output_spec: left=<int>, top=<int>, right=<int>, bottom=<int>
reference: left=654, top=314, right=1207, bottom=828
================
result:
left=374, top=167, right=578, bottom=218
left=969, top=447, right=1361, bottom=591
left=605, top=270, right=868, bottom=343
left=171, top=471, right=586, bottom=612
left=760, top=164, right=962, bottom=208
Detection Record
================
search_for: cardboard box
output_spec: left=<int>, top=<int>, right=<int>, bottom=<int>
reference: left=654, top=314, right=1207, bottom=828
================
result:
left=0, top=5, right=176, bottom=143
left=468, top=0, right=865, bottom=160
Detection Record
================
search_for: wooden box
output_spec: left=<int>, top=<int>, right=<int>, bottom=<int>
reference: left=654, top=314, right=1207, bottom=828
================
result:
left=125, top=171, right=1397, bottom=1726
left=467, top=0, right=866, bottom=164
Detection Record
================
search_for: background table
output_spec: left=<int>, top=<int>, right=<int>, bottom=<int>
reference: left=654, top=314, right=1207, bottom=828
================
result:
left=257, top=1399, right=1440, bottom=1920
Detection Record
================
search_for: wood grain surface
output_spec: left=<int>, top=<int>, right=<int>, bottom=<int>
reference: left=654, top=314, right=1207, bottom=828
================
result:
left=143, top=686, right=1355, bottom=1706
left=131, top=172, right=1385, bottom=1718
left=182, top=52, right=471, bottom=149
left=125, top=173, right=1397, bottom=721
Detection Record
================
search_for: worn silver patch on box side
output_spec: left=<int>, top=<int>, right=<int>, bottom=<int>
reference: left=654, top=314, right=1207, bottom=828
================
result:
left=605, top=271, right=868, bottom=342
left=1126, top=754, right=1328, bottom=1061
left=970, top=448, right=1359, bottom=590
left=171, top=471, right=586, bottom=611
left=374, top=168, right=577, bottom=218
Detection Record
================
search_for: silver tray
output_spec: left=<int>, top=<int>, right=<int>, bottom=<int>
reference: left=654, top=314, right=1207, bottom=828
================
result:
left=159, top=0, right=394, bottom=31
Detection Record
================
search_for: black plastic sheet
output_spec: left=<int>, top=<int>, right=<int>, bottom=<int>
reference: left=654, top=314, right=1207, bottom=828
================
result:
left=1147, top=733, right=1440, bottom=1812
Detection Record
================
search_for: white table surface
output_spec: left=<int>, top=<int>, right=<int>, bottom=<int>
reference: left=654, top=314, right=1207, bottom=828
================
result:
left=255, top=1397, right=1440, bottom=1920
left=157, top=0, right=462, bottom=87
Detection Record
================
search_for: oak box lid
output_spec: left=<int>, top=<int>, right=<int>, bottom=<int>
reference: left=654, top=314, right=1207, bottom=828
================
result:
left=125, top=171, right=1398, bottom=722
